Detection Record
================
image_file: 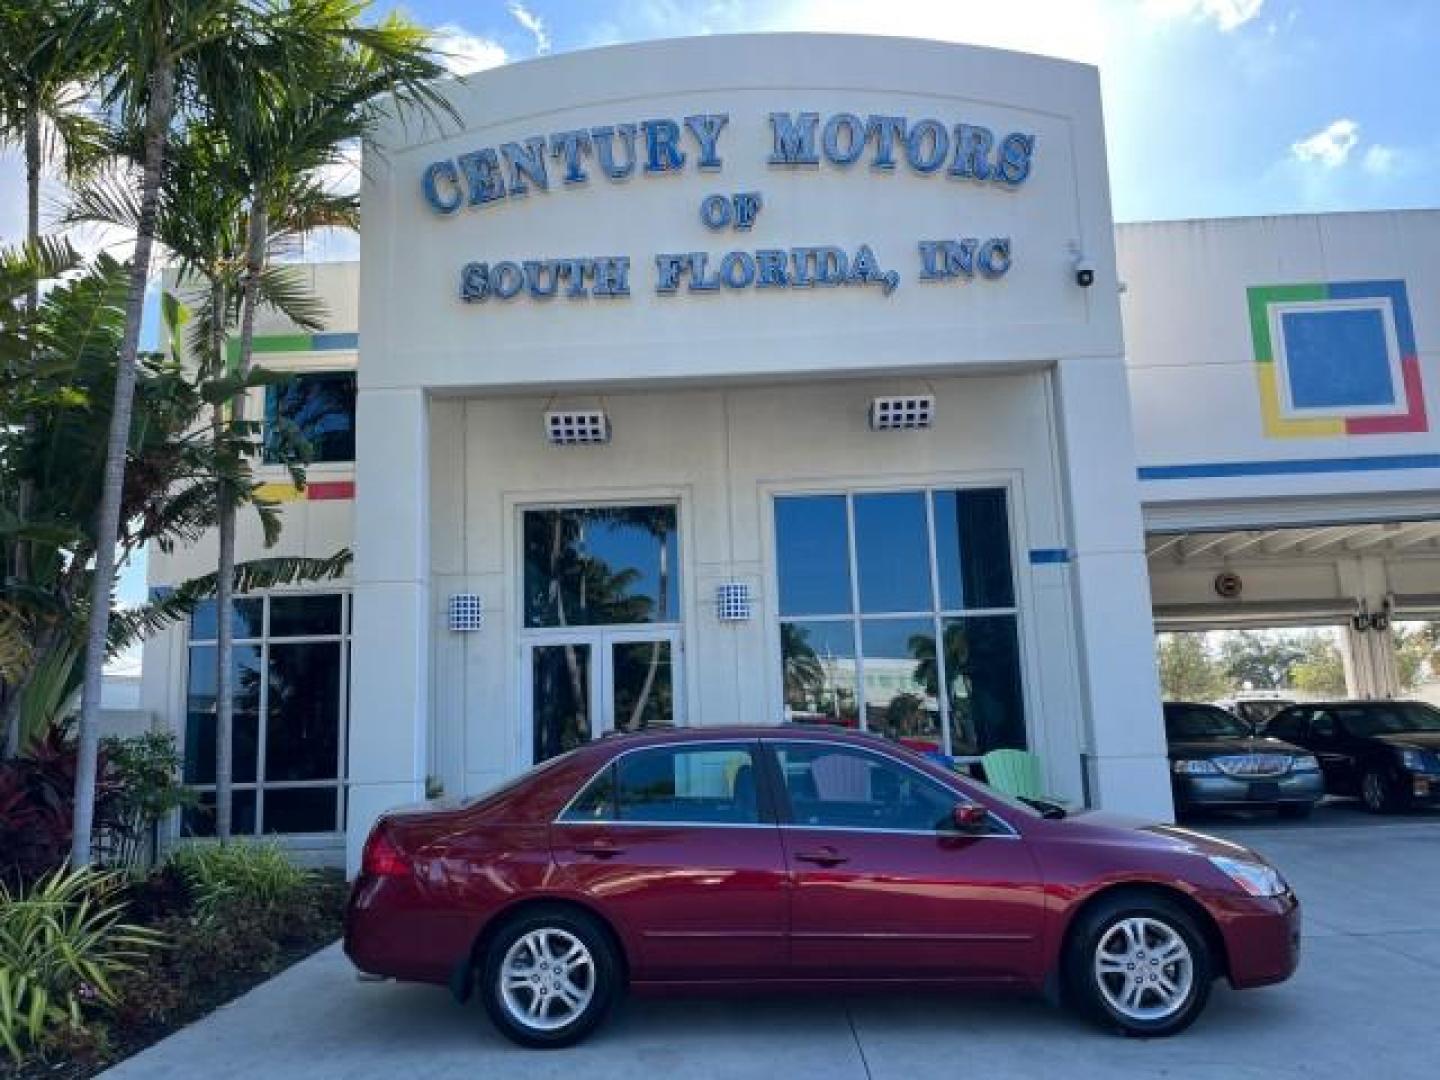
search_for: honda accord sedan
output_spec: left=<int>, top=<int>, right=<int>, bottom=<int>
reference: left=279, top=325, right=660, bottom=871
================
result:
left=345, top=726, right=1300, bottom=1048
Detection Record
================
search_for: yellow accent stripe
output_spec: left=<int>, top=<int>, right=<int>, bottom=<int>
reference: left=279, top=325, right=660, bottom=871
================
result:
left=1256, top=364, right=1345, bottom=438
left=254, top=482, right=304, bottom=503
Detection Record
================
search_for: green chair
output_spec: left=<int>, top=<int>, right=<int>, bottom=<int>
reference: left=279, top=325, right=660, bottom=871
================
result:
left=980, top=749, right=1048, bottom=801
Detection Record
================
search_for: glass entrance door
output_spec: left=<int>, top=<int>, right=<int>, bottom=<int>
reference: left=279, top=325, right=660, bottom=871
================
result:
left=526, top=628, right=682, bottom=763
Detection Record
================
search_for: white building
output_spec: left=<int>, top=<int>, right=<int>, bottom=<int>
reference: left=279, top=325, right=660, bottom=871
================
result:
left=140, top=35, right=1440, bottom=871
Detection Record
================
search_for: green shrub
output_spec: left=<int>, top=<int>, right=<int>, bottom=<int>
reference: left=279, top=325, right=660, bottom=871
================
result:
left=167, top=841, right=310, bottom=923
left=0, top=867, right=163, bottom=1062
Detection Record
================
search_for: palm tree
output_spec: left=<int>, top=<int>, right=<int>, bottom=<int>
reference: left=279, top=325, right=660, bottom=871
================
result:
left=62, top=0, right=452, bottom=865
left=209, top=11, right=449, bottom=838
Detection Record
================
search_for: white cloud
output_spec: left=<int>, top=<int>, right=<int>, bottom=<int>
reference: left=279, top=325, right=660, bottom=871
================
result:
left=1291, top=119, right=1360, bottom=169
left=1143, top=0, right=1265, bottom=32
left=508, top=2, right=552, bottom=54
left=1361, top=144, right=1396, bottom=176
left=433, top=23, right=508, bottom=75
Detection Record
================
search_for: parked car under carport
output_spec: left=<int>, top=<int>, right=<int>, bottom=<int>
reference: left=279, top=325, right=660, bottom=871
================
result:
left=1164, top=703, right=1324, bottom=818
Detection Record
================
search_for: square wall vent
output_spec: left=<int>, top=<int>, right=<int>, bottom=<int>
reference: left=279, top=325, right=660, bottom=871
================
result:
left=715, top=582, right=753, bottom=621
left=869, top=395, right=935, bottom=431
left=447, top=593, right=484, bottom=632
left=545, top=410, right=611, bottom=445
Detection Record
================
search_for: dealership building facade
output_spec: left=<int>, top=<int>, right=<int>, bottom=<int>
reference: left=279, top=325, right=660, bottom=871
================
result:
left=139, top=35, right=1440, bottom=870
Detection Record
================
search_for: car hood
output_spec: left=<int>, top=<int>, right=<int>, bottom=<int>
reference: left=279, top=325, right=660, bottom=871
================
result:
left=1166, top=736, right=1302, bottom=758
left=1372, top=731, right=1440, bottom=751
left=1046, top=810, right=1262, bottom=861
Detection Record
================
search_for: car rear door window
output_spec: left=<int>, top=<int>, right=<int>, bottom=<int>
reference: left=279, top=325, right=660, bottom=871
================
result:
left=613, top=744, right=762, bottom=824
left=774, top=743, right=958, bottom=832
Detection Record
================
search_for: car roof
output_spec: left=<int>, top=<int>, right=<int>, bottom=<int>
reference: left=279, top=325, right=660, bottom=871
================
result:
left=594, top=724, right=897, bottom=748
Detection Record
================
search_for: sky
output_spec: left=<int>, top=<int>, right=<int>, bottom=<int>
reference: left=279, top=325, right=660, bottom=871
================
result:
left=1, top=0, right=1436, bottom=624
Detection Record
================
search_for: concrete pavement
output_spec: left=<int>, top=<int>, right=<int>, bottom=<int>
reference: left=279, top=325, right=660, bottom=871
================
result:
left=103, top=802, right=1440, bottom=1079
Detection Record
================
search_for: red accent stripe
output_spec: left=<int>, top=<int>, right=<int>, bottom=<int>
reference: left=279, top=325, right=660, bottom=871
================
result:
left=1346, top=356, right=1428, bottom=435
left=307, top=480, right=355, bottom=501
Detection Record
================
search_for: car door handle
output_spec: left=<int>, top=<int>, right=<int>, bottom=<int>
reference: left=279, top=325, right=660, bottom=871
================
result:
left=794, top=848, right=849, bottom=867
left=574, top=841, right=624, bottom=859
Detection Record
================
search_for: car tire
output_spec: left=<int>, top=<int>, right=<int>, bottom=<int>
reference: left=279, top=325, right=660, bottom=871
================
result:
left=1360, top=767, right=1398, bottom=814
left=479, top=906, right=620, bottom=1049
left=1277, top=802, right=1313, bottom=820
left=1065, top=892, right=1214, bottom=1038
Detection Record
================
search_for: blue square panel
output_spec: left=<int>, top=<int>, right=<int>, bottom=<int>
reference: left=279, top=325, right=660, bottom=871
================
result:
left=1281, top=307, right=1395, bottom=410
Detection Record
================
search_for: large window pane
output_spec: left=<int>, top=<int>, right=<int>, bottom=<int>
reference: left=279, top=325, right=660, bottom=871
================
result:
left=182, top=789, right=255, bottom=838
left=523, top=506, right=679, bottom=628
left=775, top=495, right=851, bottom=616
left=189, top=598, right=263, bottom=642
left=265, top=642, right=342, bottom=781
left=861, top=618, right=941, bottom=748
left=853, top=492, right=931, bottom=613
left=943, top=616, right=1025, bottom=755
left=615, top=745, right=759, bottom=824
left=269, top=594, right=342, bottom=637
left=934, top=489, right=1014, bottom=610
left=265, top=372, right=356, bottom=464
left=263, top=788, right=339, bottom=834
left=781, top=620, right=858, bottom=727
left=532, top=643, right=592, bottom=762
left=184, top=645, right=261, bottom=784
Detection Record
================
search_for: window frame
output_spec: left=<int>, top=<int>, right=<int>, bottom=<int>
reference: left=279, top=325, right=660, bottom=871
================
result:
left=554, top=741, right=778, bottom=828
left=765, top=480, right=1030, bottom=761
left=763, top=739, right=1018, bottom=838
left=182, top=590, right=351, bottom=838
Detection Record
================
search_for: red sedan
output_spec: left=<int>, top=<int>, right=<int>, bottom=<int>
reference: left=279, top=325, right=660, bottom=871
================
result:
left=345, top=726, right=1300, bottom=1047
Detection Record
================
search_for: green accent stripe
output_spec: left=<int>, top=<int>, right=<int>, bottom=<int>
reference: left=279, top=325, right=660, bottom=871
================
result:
left=224, top=332, right=357, bottom=363
left=1247, top=283, right=1328, bottom=363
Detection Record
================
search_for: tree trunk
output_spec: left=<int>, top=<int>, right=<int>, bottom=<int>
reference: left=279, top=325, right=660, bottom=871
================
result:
left=215, top=198, right=268, bottom=835
left=211, top=280, right=234, bottom=841
left=71, top=63, right=176, bottom=868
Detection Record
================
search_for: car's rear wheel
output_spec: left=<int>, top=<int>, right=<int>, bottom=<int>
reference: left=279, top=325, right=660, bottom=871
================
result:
left=480, top=907, right=619, bottom=1048
left=1361, top=767, right=1397, bottom=813
left=1066, top=894, right=1213, bottom=1037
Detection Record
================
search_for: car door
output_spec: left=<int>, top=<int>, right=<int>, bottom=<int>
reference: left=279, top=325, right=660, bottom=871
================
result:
left=766, top=739, right=1043, bottom=982
left=551, top=741, right=789, bottom=982
left=1307, top=709, right=1357, bottom=794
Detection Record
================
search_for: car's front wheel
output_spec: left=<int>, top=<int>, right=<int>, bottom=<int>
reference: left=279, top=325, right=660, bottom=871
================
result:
left=1360, top=767, right=1398, bottom=813
left=480, top=907, right=620, bottom=1048
left=1066, top=894, right=1213, bottom=1037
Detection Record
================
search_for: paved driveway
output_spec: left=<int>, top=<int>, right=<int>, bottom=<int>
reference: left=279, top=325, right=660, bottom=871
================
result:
left=104, top=803, right=1440, bottom=1080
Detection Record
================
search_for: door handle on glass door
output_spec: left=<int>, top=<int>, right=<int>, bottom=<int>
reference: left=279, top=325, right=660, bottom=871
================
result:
left=794, top=848, right=849, bottom=867
left=575, top=841, right=624, bottom=858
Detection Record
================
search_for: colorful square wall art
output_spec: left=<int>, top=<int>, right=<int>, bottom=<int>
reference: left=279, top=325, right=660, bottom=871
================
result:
left=1247, top=280, right=1426, bottom=438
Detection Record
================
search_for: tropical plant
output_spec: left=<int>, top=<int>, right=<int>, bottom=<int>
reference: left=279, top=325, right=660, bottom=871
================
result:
left=98, top=732, right=195, bottom=869
left=0, top=866, right=162, bottom=1062
left=168, top=840, right=308, bottom=923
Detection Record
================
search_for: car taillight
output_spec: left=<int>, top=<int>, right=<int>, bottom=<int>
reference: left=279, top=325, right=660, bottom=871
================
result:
left=362, top=826, right=411, bottom=878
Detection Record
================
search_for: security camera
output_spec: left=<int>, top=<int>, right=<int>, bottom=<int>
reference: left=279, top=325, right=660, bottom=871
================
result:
left=1073, top=256, right=1096, bottom=288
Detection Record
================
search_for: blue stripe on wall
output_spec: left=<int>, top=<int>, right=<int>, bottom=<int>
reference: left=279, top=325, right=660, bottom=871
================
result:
left=1138, top=453, right=1440, bottom=481
left=312, top=331, right=359, bottom=350
left=1028, top=548, right=1070, bottom=564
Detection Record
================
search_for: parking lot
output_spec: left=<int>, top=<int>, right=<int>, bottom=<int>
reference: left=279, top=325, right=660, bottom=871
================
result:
left=104, top=801, right=1440, bottom=1080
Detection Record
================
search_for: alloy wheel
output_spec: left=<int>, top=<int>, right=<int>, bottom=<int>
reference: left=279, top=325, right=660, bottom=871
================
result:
left=498, top=928, right=596, bottom=1032
left=1362, top=770, right=1388, bottom=812
left=1093, top=916, right=1194, bottom=1022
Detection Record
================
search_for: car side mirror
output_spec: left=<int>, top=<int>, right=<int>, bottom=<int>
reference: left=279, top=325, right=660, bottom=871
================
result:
left=952, top=802, right=989, bottom=831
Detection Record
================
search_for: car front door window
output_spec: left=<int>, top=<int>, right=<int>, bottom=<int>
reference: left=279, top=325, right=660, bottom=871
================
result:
left=776, top=743, right=960, bottom=833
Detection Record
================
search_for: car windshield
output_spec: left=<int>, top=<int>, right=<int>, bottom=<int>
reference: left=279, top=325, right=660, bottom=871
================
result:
left=1236, top=700, right=1291, bottom=727
left=1339, top=704, right=1440, bottom=737
left=1165, top=705, right=1249, bottom=739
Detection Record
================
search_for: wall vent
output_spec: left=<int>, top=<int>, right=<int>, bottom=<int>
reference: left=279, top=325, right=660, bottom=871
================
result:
left=715, top=582, right=753, bottom=621
left=447, top=593, right=484, bottom=632
left=545, top=410, right=611, bottom=445
left=868, top=395, right=935, bottom=431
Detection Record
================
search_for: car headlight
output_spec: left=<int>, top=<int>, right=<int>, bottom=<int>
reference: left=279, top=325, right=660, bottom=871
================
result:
left=1172, top=759, right=1220, bottom=775
left=1209, top=855, right=1287, bottom=898
left=1398, top=748, right=1428, bottom=772
left=1289, top=754, right=1320, bottom=772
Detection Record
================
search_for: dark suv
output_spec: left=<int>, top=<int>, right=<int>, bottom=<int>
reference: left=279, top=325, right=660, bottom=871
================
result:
left=1264, top=701, right=1440, bottom=813
left=1164, top=702, right=1323, bottom=818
